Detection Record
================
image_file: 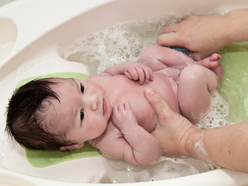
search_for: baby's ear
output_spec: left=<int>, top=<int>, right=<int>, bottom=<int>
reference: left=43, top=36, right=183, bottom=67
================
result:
left=59, top=142, right=84, bottom=151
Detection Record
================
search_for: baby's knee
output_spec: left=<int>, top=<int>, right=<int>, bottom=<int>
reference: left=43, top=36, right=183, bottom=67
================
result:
left=180, top=65, right=206, bottom=82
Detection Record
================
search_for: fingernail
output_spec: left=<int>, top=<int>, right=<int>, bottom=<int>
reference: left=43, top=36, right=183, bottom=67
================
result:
left=146, top=87, right=155, bottom=96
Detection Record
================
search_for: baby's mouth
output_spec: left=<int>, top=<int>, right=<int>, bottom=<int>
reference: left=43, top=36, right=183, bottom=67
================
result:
left=103, top=98, right=106, bottom=115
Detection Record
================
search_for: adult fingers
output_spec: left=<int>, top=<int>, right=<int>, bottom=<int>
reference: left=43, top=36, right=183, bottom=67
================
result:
left=158, top=33, right=208, bottom=60
left=144, top=87, right=174, bottom=120
left=157, top=33, right=184, bottom=48
left=190, top=51, right=210, bottom=60
left=162, top=24, right=179, bottom=33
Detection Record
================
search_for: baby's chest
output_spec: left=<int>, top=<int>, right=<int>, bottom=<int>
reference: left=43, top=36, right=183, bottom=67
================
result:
left=107, top=75, right=179, bottom=129
left=116, top=89, right=156, bottom=131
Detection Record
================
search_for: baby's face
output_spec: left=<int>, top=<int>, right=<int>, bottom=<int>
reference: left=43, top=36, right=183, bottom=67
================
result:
left=47, top=78, right=112, bottom=146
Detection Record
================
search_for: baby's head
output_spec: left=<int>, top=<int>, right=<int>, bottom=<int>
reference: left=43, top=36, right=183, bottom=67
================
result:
left=6, top=78, right=68, bottom=150
left=6, top=77, right=111, bottom=151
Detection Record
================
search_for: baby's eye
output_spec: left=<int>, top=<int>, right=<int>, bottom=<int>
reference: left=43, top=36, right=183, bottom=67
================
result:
left=80, top=110, right=84, bottom=121
left=81, top=85, right=84, bottom=94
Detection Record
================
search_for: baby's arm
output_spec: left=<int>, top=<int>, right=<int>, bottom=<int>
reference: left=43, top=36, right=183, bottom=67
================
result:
left=104, top=62, right=153, bottom=84
left=139, top=45, right=198, bottom=70
left=109, top=101, right=161, bottom=165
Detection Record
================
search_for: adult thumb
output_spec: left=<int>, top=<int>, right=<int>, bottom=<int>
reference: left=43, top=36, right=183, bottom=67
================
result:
left=157, top=33, right=183, bottom=48
left=145, top=87, right=173, bottom=119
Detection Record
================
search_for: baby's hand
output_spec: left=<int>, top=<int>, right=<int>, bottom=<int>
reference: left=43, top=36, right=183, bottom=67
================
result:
left=112, top=101, right=138, bottom=133
left=124, top=62, right=153, bottom=84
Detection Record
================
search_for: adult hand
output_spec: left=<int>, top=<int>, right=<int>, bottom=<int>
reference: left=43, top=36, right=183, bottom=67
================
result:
left=145, top=87, right=248, bottom=173
left=157, top=15, right=230, bottom=59
left=144, top=87, right=200, bottom=158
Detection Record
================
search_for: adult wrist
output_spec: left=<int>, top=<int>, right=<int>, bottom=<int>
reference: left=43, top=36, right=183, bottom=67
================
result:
left=224, top=8, right=248, bottom=45
left=183, top=127, right=209, bottom=161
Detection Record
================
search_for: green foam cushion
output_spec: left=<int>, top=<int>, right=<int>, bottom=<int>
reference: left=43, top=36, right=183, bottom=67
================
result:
left=16, top=72, right=102, bottom=168
left=219, top=42, right=248, bottom=122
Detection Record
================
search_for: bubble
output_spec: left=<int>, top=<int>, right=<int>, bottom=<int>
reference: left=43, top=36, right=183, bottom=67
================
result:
left=196, top=91, right=230, bottom=129
left=58, top=15, right=168, bottom=75
left=87, top=35, right=94, bottom=41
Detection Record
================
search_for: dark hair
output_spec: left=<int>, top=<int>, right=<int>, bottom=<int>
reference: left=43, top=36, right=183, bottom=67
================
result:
left=5, top=78, right=68, bottom=151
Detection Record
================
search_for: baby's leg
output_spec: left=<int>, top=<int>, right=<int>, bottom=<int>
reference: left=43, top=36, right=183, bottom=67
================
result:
left=139, top=45, right=197, bottom=70
left=139, top=46, right=222, bottom=82
left=196, top=53, right=223, bottom=84
left=196, top=53, right=221, bottom=68
left=178, top=64, right=218, bottom=124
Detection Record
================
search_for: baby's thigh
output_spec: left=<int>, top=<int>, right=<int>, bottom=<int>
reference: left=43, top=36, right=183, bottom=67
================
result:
left=179, top=64, right=218, bottom=92
left=178, top=65, right=217, bottom=123
left=179, top=65, right=207, bottom=88
left=158, top=67, right=180, bottom=80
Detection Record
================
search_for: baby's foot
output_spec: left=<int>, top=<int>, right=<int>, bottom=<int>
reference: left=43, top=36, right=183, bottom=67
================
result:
left=208, top=53, right=223, bottom=85
left=196, top=53, right=221, bottom=68
left=196, top=53, right=223, bottom=84
left=212, top=63, right=223, bottom=86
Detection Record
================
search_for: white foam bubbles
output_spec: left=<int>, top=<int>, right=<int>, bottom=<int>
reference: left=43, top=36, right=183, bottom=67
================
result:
left=197, top=91, right=230, bottom=129
left=59, top=16, right=171, bottom=75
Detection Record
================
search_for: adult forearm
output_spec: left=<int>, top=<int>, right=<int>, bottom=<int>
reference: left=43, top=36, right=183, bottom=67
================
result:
left=225, top=9, right=248, bottom=44
left=186, top=122, right=248, bottom=172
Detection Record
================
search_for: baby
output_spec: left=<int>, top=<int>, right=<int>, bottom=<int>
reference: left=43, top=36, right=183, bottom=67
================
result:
left=6, top=46, right=222, bottom=165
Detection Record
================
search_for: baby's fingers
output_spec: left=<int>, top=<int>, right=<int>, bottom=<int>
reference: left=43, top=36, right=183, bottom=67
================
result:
left=135, top=67, right=145, bottom=84
left=112, top=102, right=130, bottom=117
left=135, top=66, right=153, bottom=84
left=112, top=104, right=119, bottom=118
left=125, top=64, right=153, bottom=84
left=143, top=67, right=154, bottom=83
left=126, top=67, right=139, bottom=81
left=112, top=102, right=135, bottom=129
left=126, top=66, right=145, bottom=84
left=112, top=104, right=123, bottom=125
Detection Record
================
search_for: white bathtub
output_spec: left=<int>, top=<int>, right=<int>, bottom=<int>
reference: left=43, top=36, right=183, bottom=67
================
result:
left=1, top=0, right=248, bottom=185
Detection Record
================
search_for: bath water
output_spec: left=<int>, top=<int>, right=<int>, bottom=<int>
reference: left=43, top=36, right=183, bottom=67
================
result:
left=59, top=14, right=233, bottom=183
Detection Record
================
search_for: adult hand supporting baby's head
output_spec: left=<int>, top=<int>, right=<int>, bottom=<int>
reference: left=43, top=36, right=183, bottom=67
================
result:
left=145, top=87, right=197, bottom=158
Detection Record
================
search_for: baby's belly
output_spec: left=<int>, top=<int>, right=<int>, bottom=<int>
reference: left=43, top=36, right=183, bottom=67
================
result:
left=111, top=74, right=179, bottom=133
left=132, top=73, right=179, bottom=132
left=150, top=72, right=179, bottom=113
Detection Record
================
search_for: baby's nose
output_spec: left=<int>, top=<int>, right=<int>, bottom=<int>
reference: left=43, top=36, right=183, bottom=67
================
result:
left=89, top=94, right=98, bottom=111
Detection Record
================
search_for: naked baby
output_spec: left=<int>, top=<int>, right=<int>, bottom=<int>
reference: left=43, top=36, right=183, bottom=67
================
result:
left=6, top=46, right=222, bottom=165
